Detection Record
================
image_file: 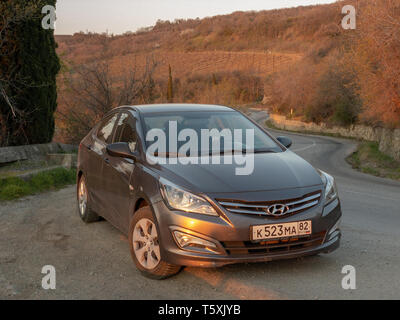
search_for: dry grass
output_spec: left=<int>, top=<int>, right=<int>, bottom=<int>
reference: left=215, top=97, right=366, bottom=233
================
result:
left=347, top=142, right=400, bottom=181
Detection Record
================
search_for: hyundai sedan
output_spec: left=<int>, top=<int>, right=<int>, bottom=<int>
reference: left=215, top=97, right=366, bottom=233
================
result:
left=77, top=104, right=341, bottom=279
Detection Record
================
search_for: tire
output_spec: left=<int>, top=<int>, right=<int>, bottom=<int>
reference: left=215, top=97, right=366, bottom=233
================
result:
left=129, top=206, right=181, bottom=279
left=77, top=175, right=100, bottom=223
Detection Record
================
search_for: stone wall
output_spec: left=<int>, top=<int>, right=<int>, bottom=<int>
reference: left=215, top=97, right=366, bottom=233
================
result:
left=268, top=114, right=400, bottom=161
left=0, top=143, right=78, bottom=164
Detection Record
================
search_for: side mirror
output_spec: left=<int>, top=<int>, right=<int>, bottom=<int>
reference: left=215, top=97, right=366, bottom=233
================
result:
left=277, top=136, right=292, bottom=149
left=106, top=142, right=138, bottom=160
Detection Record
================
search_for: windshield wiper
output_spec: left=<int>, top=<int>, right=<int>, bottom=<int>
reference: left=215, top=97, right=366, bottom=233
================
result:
left=152, top=151, right=186, bottom=158
left=253, top=149, right=278, bottom=154
left=208, top=149, right=276, bottom=155
left=208, top=149, right=245, bottom=156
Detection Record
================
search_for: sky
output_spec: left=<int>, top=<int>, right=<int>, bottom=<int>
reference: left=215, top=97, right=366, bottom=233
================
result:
left=55, top=0, right=336, bottom=35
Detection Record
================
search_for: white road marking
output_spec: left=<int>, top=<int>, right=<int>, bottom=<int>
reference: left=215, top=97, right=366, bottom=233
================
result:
left=292, top=140, right=316, bottom=152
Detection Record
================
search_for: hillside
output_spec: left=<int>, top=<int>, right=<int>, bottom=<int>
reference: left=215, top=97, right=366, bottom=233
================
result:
left=55, top=2, right=344, bottom=78
left=56, top=2, right=343, bottom=55
left=54, top=0, right=400, bottom=143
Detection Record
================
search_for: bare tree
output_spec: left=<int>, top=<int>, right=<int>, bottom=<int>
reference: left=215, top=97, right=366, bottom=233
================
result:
left=350, top=0, right=400, bottom=127
left=57, top=56, right=158, bottom=144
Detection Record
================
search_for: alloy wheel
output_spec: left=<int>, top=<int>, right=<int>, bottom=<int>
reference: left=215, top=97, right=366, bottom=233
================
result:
left=133, top=218, right=161, bottom=270
left=78, top=178, right=88, bottom=216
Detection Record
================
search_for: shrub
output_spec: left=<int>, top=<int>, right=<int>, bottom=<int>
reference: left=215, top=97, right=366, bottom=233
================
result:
left=0, top=184, right=32, bottom=200
left=303, top=56, right=361, bottom=126
left=0, top=168, right=76, bottom=201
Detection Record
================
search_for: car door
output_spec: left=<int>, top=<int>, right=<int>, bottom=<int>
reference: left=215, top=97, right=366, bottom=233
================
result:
left=88, top=112, right=119, bottom=215
left=101, top=111, right=138, bottom=232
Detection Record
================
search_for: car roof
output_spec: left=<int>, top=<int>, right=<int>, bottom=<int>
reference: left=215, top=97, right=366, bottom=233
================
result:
left=118, top=104, right=235, bottom=114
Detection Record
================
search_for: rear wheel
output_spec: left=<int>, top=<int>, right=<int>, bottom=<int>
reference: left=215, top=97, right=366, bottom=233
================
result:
left=77, top=175, right=100, bottom=223
left=129, top=206, right=181, bottom=279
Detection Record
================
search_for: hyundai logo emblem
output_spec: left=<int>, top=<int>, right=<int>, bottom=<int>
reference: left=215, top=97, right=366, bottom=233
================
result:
left=265, top=204, right=289, bottom=216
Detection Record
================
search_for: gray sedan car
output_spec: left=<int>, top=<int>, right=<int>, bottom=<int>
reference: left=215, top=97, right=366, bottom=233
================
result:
left=77, top=104, right=341, bottom=279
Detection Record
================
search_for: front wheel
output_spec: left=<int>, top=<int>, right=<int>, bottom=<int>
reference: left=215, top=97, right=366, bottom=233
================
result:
left=77, top=175, right=100, bottom=223
left=129, top=206, right=181, bottom=279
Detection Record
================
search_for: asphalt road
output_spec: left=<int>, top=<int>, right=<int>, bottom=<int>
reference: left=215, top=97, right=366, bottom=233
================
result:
left=1, top=111, right=399, bottom=299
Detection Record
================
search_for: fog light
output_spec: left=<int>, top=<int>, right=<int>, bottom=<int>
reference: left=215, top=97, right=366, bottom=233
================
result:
left=327, top=218, right=341, bottom=241
left=328, top=218, right=341, bottom=235
left=173, top=231, right=220, bottom=254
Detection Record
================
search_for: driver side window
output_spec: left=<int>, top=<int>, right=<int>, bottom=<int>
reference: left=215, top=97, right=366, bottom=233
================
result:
left=114, top=113, right=137, bottom=152
left=97, top=113, right=118, bottom=145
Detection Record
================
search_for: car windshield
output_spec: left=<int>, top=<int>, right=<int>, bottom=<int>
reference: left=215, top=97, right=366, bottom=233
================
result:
left=141, top=111, right=282, bottom=156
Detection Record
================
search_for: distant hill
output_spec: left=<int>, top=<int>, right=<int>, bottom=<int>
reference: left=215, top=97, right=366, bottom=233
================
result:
left=54, top=0, right=400, bottom=144
left=55, top=2, right=343, bottom=78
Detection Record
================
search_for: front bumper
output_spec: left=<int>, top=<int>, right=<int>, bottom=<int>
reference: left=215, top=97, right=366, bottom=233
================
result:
left=152, top=197, right=342, bottom=268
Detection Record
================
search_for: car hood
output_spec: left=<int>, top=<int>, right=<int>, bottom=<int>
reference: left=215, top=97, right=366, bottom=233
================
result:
left=153, top=150, right=323, bottom=193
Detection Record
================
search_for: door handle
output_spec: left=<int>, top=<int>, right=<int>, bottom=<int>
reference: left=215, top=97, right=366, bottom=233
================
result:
left=104, top=158, right=110, bottom=164
left=86, top=144, right=92, bottom=151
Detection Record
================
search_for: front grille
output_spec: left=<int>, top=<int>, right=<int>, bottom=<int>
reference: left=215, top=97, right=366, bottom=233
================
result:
left=216, top=191, right=321, bottom=218
left=222, top=231, right=326, bottom=256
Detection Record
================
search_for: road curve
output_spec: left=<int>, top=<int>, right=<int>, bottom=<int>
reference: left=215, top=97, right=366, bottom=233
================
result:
left=0, top=111, right=399, bottom=299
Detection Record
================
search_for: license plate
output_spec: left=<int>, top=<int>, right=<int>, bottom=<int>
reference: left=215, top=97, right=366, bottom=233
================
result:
left=251, top=220, right=312, bottom=241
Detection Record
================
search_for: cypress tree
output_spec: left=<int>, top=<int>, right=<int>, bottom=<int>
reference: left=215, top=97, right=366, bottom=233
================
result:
left=145, top=74, right=156, bottom=103
left=212, top=73, right=218, bottom=86
left=167, top=64, right=173, bottom=103
left=0, top=0, right=60, bottom=146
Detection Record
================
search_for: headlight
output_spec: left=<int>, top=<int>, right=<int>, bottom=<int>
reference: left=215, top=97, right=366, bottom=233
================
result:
left=319, top=170, right=338, bottom=204
left=160, top=179, right=218, bottom=216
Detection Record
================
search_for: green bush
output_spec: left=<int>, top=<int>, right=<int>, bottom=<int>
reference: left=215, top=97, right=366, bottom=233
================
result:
left=330, top=98, right=359, bottom=126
